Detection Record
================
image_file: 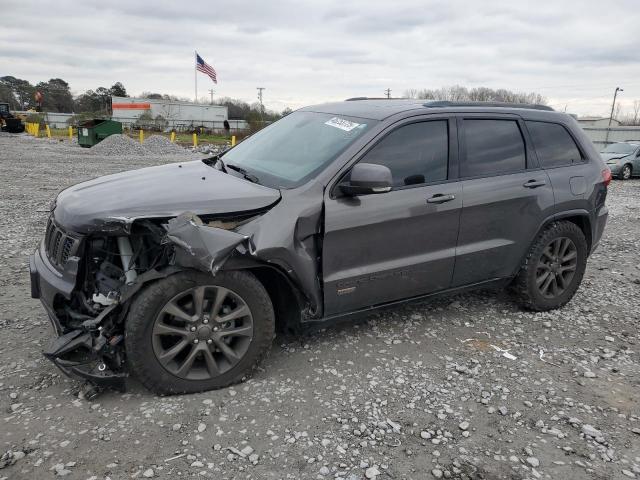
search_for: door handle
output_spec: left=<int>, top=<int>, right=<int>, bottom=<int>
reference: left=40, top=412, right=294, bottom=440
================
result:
left=523, top=179, right=546, bottom=188
left=426, top=194, right=456, bottom=204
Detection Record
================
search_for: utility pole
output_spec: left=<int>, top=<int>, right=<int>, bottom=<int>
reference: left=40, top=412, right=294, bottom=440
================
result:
left=606, top=87, right=623, bottom=144
left=257, top=87, right=265, bottom=123
left=208, top=89, right=215, bottom=105
left=256, top=87, right=265, bottom=111
left=385, top=88, right=391, bottom=99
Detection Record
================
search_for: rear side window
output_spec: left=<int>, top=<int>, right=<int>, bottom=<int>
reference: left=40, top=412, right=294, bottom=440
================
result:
left=361, top=120, right=448, bottom=187
left=462, top=119, right=526, bottom=177
left=526, top=121, right=583, bottom=167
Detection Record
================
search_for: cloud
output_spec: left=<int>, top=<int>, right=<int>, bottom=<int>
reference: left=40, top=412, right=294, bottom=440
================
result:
left=2, top=0, right=640, bottom=116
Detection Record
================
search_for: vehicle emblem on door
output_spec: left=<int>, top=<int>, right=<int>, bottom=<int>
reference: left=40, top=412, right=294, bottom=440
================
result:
left=337, top=286, right=356, bottom=296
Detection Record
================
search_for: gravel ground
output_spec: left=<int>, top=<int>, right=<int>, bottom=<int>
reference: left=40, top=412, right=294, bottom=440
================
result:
left=0, top=132, right=639, bottom=480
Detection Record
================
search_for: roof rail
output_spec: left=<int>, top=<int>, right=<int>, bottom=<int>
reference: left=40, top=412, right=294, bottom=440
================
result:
left=422, top=101, right=554, bottom=111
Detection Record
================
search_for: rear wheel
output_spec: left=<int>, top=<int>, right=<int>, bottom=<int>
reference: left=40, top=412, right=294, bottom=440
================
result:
left=125, top=270, right=274, bottom=394
left=512, top=221, right=587, bottom=311
left=620, top=164, right=632, bottom=180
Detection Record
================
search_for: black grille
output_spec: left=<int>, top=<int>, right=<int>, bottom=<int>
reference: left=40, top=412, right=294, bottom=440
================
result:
left=44, top=217, right=80, bottom=269
left=61, top=237, right=74, bottom=264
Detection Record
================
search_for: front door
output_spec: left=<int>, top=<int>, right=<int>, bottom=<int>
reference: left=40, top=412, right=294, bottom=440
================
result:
left=322, top=118, right=462, bottom=316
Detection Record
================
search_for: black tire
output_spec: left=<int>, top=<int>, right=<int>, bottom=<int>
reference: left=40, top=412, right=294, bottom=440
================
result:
left=512, top=221, right=588, bottom=311
left=620, top=164, right=632, bottom=180
left=125, top=270, right=274, bottom=395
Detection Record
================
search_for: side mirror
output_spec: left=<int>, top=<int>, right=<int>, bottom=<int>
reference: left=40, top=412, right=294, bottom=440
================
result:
left=340, top=163, right=393, bottom=196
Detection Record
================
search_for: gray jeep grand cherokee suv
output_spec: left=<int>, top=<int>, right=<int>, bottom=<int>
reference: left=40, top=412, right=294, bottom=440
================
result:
left=30, top=100, right=610, bottom=395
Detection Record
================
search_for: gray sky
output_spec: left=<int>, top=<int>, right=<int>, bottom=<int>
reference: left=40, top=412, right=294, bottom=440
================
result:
left=3, top=0, right=640, bottom=116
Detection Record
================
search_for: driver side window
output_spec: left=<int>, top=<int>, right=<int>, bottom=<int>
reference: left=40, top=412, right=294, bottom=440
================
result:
left=360, top=120, right=449, bottom=187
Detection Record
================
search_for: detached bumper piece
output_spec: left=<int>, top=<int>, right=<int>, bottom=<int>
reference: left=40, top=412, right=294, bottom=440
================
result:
left=43, top=330, right=127, bottom=393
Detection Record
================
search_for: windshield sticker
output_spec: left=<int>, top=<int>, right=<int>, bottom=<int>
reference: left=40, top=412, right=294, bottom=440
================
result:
left=324, top=117, right=361, bottom=132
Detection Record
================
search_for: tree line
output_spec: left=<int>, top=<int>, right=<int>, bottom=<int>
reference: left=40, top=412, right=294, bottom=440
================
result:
left=404, top=85, right=548, bottom=105
left=0, top=76, right=127, bottom=113
left=404, top=85, right=640, bottom=125
left=0, top=76, right=282, bottom=122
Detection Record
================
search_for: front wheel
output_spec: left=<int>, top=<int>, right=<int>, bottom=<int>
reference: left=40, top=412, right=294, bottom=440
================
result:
left=511, top=221, right=588, bottom=311
left=125, top=270, right=274, bottom=394
left=620, top=164, right=632, bottom=180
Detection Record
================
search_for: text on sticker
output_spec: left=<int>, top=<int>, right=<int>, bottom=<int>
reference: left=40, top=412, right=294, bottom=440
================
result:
left=325, top=117, right=361, bottom=132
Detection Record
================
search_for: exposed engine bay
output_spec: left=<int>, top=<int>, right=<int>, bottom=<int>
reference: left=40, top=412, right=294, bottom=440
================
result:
left=40, top=211, right=276, bottom=398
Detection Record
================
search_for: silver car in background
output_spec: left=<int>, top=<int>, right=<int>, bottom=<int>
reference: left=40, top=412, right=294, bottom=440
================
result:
left=600, top=142, right=640, bottom=180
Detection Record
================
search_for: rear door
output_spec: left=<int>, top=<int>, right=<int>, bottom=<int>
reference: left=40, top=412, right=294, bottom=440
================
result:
left=452, top=115, right=555, bottom=287
left=524, top=120, right=591, bottom=212
left=322, top=117, right=461, bottom=315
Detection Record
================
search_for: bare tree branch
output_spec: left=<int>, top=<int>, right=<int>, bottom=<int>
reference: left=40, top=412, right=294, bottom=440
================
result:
left=407, top=85, right=547, bottom=105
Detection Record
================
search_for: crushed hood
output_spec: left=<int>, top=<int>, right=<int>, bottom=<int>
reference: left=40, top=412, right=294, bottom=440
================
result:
left=54, top=160, right=280, bottom=233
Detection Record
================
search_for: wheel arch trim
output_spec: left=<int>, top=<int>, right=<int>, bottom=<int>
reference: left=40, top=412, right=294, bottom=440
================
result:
left=512, top=210, right=593, bottom=278
left=223, top=259, right=307, bottom=333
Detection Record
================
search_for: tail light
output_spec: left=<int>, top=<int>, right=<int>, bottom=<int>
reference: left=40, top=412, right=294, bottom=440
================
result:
left=601, top=169, right=612, bottom=187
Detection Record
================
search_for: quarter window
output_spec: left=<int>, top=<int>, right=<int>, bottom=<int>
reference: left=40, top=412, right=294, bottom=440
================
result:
left=526, top=121, right=583, bottom=167
left=360, top=121, right=448, bottom=187
left=462, top=119, right=526, bottom=177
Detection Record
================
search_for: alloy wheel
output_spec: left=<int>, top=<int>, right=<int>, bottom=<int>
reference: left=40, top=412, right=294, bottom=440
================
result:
left=535, top=237, right=578, bottom=299
left=151, top=285, right=254, bottom=380
left=622, top=165, right=632, bottom=180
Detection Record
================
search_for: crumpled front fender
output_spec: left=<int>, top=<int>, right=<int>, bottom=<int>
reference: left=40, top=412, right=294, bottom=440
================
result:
left=165, top=212, right=254, bottom=274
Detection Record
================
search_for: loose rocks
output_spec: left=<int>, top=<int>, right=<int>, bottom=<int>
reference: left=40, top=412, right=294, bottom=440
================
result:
left=144, top=135, right=191, bottom=155
left=90, top=133, right=150, bottom=156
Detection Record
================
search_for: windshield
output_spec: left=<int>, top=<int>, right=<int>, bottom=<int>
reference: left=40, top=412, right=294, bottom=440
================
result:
left=601, top=143, right=636, bottom=154
left=220, top=111, right=376, bottom=188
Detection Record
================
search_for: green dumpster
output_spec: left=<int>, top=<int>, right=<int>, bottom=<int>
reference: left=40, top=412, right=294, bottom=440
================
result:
left=77, top=119, right=122, bottom=147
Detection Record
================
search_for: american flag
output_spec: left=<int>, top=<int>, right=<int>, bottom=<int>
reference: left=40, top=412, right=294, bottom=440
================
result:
left=196, top=53, right=217, bottom=83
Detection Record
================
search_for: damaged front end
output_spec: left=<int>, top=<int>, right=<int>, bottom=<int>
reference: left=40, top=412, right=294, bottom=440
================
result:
left=43, top=308, right=127, bottom=394
left=31, top=211, right=260, bottom=396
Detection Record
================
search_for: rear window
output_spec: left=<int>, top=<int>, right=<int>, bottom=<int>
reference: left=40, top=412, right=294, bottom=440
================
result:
left=462, top=119, right=526, bottom=177
left=526, top=121, right=583, bottom=167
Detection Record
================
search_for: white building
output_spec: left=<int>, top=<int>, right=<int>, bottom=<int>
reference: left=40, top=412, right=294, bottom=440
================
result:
left=111, top=96, right=242, bottom=131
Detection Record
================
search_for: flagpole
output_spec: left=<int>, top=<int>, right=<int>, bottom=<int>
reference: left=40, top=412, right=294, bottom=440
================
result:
left=194, top=51, right=198, bottom=104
